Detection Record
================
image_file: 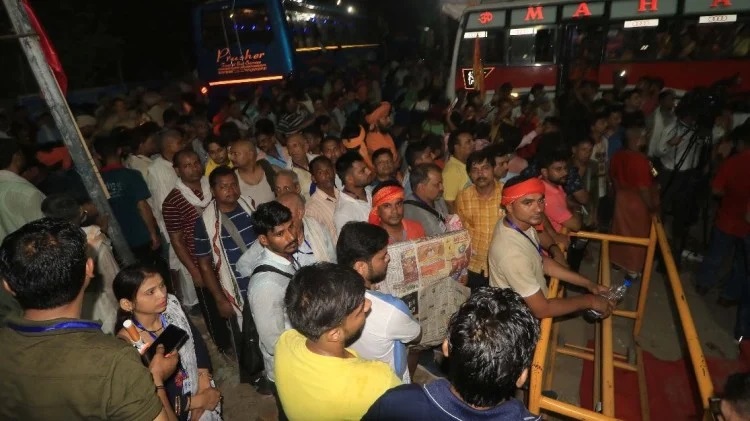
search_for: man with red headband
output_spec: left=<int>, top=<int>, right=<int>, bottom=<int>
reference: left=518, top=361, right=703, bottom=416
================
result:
left=369, top=181, right=425, bottom=244
left=488, top=176, right=613, bottom=319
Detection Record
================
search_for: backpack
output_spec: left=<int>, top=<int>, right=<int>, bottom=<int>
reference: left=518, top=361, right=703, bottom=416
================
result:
left=238, top=264, right=294, bottom=384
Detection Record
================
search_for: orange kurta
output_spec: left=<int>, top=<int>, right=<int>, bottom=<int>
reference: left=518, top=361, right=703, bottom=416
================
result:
left=609, top=150, right=656, bottom=273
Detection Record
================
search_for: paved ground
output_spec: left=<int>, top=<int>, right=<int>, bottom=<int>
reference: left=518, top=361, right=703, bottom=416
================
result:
left=549, top=241, right=737, bottom=413
left=193, top=233, right=738, bottom=420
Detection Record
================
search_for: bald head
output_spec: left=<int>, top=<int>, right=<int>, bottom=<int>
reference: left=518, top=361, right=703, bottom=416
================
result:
left=159, top=129, right=185, bottom=159
left=276, top=192, right=305, bottom=223
left=228, top=138, right=258, bottom=168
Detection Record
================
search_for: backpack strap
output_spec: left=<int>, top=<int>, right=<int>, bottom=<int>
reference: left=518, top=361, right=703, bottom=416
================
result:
left=257, top=159, right=277, bottom=190
left=251, top=264, right=293, bottom=279
left=403, top=199, right=445, bottom=223
left=220, top=211, right=249, bottom=254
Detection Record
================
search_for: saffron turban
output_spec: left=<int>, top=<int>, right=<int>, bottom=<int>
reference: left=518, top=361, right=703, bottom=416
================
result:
left=365, top=102, right=392, bottom=126
left=501, top=178, right=545, bottom=206
left=342, top=126, right=366, bottom=150
left=368, top=185, right=405, bottom=225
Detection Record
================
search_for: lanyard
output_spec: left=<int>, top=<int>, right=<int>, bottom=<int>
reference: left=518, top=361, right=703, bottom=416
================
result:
left=343, top=188, right=366, bottom=202
left=297, top=239, right=314, bottom=255
left=8, top=320, right=102, bottom=333
left=506, top=219, right=543, bottom=256
left=133, top=314, right=168, bottom=340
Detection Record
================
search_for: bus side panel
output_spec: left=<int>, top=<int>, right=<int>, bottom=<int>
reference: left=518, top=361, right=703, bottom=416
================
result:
left=454, top=65, right=558, bottom=93
left=598, top=60, right=750, bottom=93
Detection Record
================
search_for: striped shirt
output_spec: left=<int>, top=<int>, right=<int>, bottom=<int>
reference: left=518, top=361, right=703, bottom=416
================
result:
left=305, top=188, right=339, bottom=241
left=194, top=206, right=257, bottom=293
left=162, top=188, right=203, bottom=266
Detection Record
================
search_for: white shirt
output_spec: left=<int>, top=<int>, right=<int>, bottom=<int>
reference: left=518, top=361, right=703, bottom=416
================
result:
left=244, top=247, right=297, bottom=382
left=350, top=290, right=421, bottom=383
left=146, top=156, right=178, bottom=245
left=125, top=154, right=152, bottom=181
left=0, top=170, right=45, bottom=243
left=654, top=120, right=701, bottom=171
left=334, top=187, right=372, bottom=235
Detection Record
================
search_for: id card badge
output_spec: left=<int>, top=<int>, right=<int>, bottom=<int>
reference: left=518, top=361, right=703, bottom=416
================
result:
left=182, top=375, right=193, bottom=394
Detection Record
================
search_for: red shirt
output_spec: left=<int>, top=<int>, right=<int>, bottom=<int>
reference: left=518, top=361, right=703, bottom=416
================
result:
left=713, top=150, right=750, bottom=237
left=542, top=179, right=572, bottom=233
left=610, top=150, right=654, bottom=189
left=404, top=219, right=426, bottom=241
left=386, top=219, right=427, bottom=244
left=162, top=187, right=204, bottom=265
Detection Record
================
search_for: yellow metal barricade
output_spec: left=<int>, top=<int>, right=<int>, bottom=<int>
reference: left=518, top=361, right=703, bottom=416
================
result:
left=527, top=219, right=714, bottom=420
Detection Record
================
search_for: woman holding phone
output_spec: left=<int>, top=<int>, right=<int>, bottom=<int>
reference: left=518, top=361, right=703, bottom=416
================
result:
left=114, top=263, right=222, bottom=420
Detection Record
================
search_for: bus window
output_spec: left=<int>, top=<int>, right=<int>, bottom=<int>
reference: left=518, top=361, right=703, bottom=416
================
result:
left=567, top=25, right=604, bottom=66
left=737, top=24, right=750, bottom=58
left=605, top=21, right=678, bottom=62
left=201, top=7, right=273, bottom=50
left=457, top=30, right=505, bottom=68
left=507, top=28, right=555, bottom=65
left=677, top=21, right=749, bottom=60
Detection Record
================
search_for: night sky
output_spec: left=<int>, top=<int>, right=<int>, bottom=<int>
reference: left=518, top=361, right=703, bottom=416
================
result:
left=0, top=0, right=437, bottom=97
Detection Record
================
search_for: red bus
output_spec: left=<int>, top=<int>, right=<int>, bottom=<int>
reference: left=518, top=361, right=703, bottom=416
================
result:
left=447, top=0, right=750, bottom=98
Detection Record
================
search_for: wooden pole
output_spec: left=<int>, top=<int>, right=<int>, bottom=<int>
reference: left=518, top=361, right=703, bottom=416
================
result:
left=2, top=0, right=134, bottom=264
left=634, top=221, right=658, bottom=337
left=601, top=240, right=615, bottom=417
left=655, top=221, right=714, bottom=410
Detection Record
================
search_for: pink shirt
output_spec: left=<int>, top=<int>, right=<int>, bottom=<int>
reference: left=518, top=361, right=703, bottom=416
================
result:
left=543, top=179, right=572, bottom=233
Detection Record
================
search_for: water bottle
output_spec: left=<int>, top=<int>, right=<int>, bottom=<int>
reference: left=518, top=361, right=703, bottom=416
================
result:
left=584, top=278, right=633, bottom=321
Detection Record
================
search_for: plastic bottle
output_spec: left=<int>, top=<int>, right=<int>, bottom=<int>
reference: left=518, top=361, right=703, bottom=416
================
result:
left=123, top=319, right=148, bottom=354
left=584, top=278, right=633, bottom=321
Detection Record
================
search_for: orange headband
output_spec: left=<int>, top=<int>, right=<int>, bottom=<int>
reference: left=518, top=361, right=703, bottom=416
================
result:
left=342, top=126, right=366, bottom=150
left=368, top=185, right=405, bottom=225
left=365, top=102, right=392, bottom=126
left=501, top=178, right=545, bottom=206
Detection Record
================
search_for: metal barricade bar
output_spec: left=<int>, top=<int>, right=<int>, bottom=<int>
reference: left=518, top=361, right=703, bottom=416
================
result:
left=527, top=219, right=713, bottom=420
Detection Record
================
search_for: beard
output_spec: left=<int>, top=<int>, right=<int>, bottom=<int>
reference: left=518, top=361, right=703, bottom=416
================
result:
left=368, top=268, right=387, bottom=285
left=551, top=176, right=567, bottom=186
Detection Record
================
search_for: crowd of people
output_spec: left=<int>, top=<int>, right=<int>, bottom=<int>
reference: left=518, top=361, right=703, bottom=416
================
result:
left=0, top=59, right=749, bottom=420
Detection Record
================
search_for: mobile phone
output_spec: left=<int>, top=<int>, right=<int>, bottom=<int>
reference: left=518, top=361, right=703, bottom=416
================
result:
left=142, top=324, right=189, bottom=364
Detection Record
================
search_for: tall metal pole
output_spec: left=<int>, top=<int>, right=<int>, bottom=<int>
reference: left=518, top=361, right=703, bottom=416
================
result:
left=2, top=0, right=134, bottom=264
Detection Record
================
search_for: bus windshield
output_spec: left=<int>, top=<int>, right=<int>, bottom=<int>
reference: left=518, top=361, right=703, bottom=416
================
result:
left=192, top=0, right=383, bottom=100
left=201, top=6, right=274, bottom=50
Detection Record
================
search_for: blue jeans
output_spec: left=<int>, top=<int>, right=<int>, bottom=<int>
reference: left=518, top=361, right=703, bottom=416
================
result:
left=696, top=227, right=748, bottom=301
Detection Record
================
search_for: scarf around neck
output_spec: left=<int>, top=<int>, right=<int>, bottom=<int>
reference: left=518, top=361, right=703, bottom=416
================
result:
left=176, top=177, right=212, bottom=209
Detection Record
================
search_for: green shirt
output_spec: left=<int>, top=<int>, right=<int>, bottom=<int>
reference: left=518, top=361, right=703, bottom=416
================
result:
left=0, top=316, right=162, bottom=420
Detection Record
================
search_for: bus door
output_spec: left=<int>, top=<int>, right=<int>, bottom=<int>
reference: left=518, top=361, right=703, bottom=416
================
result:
left=556, top=3, right=607, bottom=94
left=558, top=22, right=605, bottom=93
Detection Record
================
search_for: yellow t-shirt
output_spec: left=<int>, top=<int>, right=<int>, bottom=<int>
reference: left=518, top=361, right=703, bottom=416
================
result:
left=275, top=329, right=402, bottom=420
left=204, top=159, right=232, bottom=177
left=442, top=156, right=471, bottom=202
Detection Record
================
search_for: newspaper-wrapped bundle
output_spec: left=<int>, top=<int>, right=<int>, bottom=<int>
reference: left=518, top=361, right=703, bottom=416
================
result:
left=372, top=229, right=472, bottom=347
